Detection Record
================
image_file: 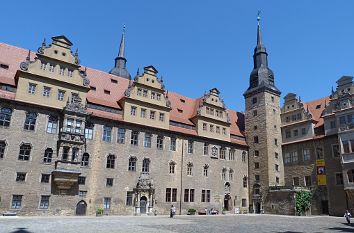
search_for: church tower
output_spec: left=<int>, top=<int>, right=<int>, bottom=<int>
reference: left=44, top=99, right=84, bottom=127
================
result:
left=244, top=15, right=284, bottom=213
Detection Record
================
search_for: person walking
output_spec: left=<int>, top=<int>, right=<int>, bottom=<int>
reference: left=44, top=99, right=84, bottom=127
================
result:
left=344, top=210, right=352, bottom=224
left=170, top=205, right=176, bottom=218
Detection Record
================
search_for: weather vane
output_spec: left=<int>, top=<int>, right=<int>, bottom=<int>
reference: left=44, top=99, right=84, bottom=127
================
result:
left=257, top=10, right=261, bottom=22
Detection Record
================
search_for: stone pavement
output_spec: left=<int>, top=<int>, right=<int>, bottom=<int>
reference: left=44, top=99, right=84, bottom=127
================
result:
left=0, top=214, right=353, bottom=233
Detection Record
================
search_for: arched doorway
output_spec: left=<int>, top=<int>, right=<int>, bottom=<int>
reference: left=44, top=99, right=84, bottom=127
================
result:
left=76, top=200, right=87, bottom=215
left=140, top=196, right=147, bottom=214
left=224, top=194, right=231, bottom=211
left=255, top=202, right=261, bottom=214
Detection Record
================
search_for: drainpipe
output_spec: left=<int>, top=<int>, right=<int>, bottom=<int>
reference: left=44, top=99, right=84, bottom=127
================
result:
left=179, top=139, right=184, bottom=215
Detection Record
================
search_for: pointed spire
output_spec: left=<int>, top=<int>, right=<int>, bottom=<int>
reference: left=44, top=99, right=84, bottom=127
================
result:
left=42, top=38, right=46, bottom=47
left=257, top=11, right=262, bottom=46
left=118, top=24, right=126, bottom=58
left=137, top=68, right=140, bottom=76
left=331, top=86, right=334, bottom=95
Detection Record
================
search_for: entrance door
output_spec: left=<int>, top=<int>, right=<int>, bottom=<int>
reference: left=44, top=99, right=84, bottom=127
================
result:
left=76, top=201, right=87, bottom=215
left=224, top=194, right=231, bottom=211
left=321, top=200, right=329, bottom=214
left=255, top=202, right=261, bottom=214
left=140, top=196, right=147, bottom=214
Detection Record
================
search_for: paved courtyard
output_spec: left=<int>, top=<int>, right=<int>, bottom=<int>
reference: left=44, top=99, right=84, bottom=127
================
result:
left=0, top=214, right=353, bottom=233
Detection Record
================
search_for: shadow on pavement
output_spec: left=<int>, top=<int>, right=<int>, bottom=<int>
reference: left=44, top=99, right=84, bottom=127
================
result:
left=276, top=231, right=304, bottom=233
left=10, top=228, right=33, bottom=233
left=326, top=223, right=354, bottom=232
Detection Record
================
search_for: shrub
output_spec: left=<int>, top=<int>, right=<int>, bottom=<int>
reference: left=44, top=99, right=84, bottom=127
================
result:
left=295, top=191, right=312, bottom=216
left=96, top=208, right=104, bottom=216
left=187, top=208, right=196, bottom=215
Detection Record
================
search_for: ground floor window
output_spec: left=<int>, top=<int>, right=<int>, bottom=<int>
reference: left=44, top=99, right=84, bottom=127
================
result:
left=201, top=189, right=210, bottom=202
left=126, top=192, right=134, bottom=206
left=242, top=199, right=247, bottom=207
left=11, top=195, right=22, bottom=209
left=166, top=188, right=177, bottom=202
left=104, top=197, right=111, bottom=209
left=184, top=189, right=195, bottom=202
left=39, top=195, right=50, bottom=209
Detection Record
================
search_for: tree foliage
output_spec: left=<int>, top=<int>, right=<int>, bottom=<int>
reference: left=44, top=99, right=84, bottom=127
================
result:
left=295, top=191, right=312, bottom=216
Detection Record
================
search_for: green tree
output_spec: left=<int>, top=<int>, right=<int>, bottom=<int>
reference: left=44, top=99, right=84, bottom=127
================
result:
left=295, top=191, right=312, bottom=216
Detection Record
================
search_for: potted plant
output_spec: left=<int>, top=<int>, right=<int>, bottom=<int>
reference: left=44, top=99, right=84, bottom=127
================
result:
left=187, top=208, right=196, bottom=215
left=96, top=208, right=104, bottom=216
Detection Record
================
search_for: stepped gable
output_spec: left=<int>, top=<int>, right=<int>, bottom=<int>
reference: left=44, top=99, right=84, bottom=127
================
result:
left=303, top=96, right=330, bottom=129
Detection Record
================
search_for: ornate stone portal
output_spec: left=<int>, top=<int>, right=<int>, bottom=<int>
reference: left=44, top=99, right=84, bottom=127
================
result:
left=133, top=172, right=155, bottom=215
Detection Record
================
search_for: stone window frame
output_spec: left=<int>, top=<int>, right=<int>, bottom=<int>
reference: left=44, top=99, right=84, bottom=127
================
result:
left=187, top=140, right=194, bottom=154
left=62, top=146, right=70, bottom=161
left=202, top=123, right=207, bottom=131
left=184, top=189, right=195, bottom=203
left=159, top=112, right=165, bottom=122
left=149, top=110, right=156, bottom=120
left=140, top=108, right=146, bottom=118
left=169, top=161, right=176, bottom=174
left=11, top=195, right=23, bottom=209
left=78, top=176, right=86, bottom=185
left=16, top=172, right=27, bottom=182
left=39, top=195, right=50, bottom=209
left=117, top=128, right=125, bottom=144
left=81, top=153, right=90, bottom=167
left=331, top=144, right=340, bottom=158
left=40, top=174, right=50, bottom=183
left=130, top=106, right=137, bottom=116
left=43, top=86, right=51, bottom=97
left=203, top=164, right=209, bottom=177
left=229, top=149, right=235, bottom=160
left=221, top=168, right=227, bottom=181
left=24, top=112, right=37, bottom=131
left=203, top=143, right=209, bottom=155
left=126, top=191, right=134, bottom=206
left=128, top=156, right=137, bottom=171
left=28, top=82, right=36, bottom=94
left=229, top=169, right=234, bottom=181
left=187, top=162, right=193, bottom=176
left=201, top=189, right=210, bottom=203
left=46, top=115, right=58, bottom=134
left=335, top=172, right=344, bottom=185
left=102, top=125, right=112, bottom=142
left=83, top=122, right=94, bottom=139
left=106, top=178, right=114, bottom=187
left=0, top=107, right=12, bottom=127
left=242, top=151, right=247, bottom=162
left=243, top=176, right=248, bottom=188
left=103, top=197, right=111, bottom=209
left=0, top=140, right=7, bottom=159
left=347, top=170, right=354, bottom=183
left=169, top=137, right=176, bottom=151
left=79, top=190, right=87, bottom=198
left=304, top=176, right=312, bottom=187
left=144, top=133, right=152, bottom=148
left=18, top=143, right=32, bottom=161
left=157, top=135, right=164, bottom=150
left=142, top=158, right=150, bottom=173
left=303, top=148, right=311, bottom=161
left=219, top=147, right=226, bottom=159
left=130, top=131, right=139, bottom=146
left=292, top=176, right=300, bottom=186
left=57, top=90, right=65, bottom=101
left=106, top=154, right=116, bottom=169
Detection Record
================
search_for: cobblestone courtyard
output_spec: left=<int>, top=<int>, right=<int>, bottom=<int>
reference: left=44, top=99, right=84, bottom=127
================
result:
left=0, top=214, right=353, bottom=233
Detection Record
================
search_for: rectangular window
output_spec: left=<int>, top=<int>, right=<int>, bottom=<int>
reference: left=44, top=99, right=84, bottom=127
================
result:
left=203, top=143, right=209, bottom=155
left=216, top=126, right=220, bottom=134
left=46, top=116, right=58, bottom=134
left=85, top=123, right=94, bottom=140
left=303, top=149, right=311, bottom=161
left=219, top=148, right=226, bottom=159
left=28, top=83, right=36, bottom=94
left=137, top=88, right=142, bottom=96
left=150, top=111, right=156, bottom=120
left=43, top=86, right=51, bottom=97
left=62, top=146, right=69, bottom=161
left=254, top=150, right=259, bottom=157
left=301, top=127, right=306, bottom=135
left=336, top=173, right=344, bottom=185
left=157, top=135, right=164, bottom=150
left=187, top=140, right=193, bottom=154
left=166, top=188, right=177, bottom=202
left=201, top=190, right=211, bottom=202
left=293, top=129, right=298, bottom=137
left=130, top=131, right=139, bottom=145
left=255, top=174, right=260, bottom=181
left=184, top=189, right=195, bottom=202
left=159, top=113, right=165, bottom=122
left=222, top=128, right=226, bottom=135
left=75, top=120, right=82, bottom=134
left=126, top=191, right=134, bottom=206
left=102, top=126, right=112, bottom=142
left=78, top=176, right=86, bottom=185
left=316, top=147, right=324, bottom=159
left=39, top=195, right=50, bottom=209
left=140, top=108, right=146, bottom=118
left=285, top=153, right=291, bottom=164
left=254, top=136, right=259, bottom=143
left=11, top=195, right=22, bottom=209
left=275, top=164, right=279, bottom=172
left=16, top=172, right=26, bottom=182
left=103, top=197, right=111, bottom=209
left=210, top=125, right=214, bottom=132
left=285, top=130, right=291, bottom=138
left=106, top=178, right=113, bottom=187
left=330, top=120, right=336, bottom=129
left=41, top=174, right=50, bottom=183
left=0, top=141, right=6, bottom=158
left=143, top=89, right=148, bottom=97
left=255, top=162, right=260, bottom=169
left=165, top=188, right=171, bottom=202
left=130, top=106, right=137, bottom=116
left=229, top=149, right=235, bottom=160
left=144, top=133, right=152, bottom=148
left=170, top=137, right=176, bottom=151
left=293, top=177, right=300, bottom=186
left=172, top=188, right=177, bottom=202
left=117, top=128, right=125, bottom=144
left=151, top=92, right=156, bottom=100
left=304, top=176, right=312, bottom=187
left=79, top=191, right=87, bottom=198
left=242, top=199, right=247, bottom=207
left=58, top=90, right=65, bottom=101
left=203, top=123, right=207, bottom=131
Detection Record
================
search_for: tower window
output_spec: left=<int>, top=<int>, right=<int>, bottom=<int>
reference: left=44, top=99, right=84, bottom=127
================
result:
left=252, top=97, right=257, bottom=104
left=253, top=110, right=257, bottom=116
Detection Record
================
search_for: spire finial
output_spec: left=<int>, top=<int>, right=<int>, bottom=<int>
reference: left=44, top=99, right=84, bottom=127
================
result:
left=118, top=25, right=126, bottom=58
left=257, top=10, right=261, bottom=25
left=256, top=10, right=262, bottom=46
left=26, top=50, right=31, bottom=61
left=42, top=38, right=46, bottom=47
left=136, top=67, right=140, bottom=76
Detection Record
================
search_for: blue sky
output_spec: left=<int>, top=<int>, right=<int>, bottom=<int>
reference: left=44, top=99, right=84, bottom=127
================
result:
left=1, top=1, right=353, bottom=112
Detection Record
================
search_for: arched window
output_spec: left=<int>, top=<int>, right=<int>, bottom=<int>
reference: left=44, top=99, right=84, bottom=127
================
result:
left=220, top=148, right=226, bottom=159
left=243, top=176, right=248, bottom=188
left=347, top=170, right=354, bottom=183
left=203, top=164, right=209, bottom=177
left=169, top=161, right=176, bottom=174
left=46, top=115, right=58, bottom=134
left=19, top=143, right=31, bottom=161
left=222, top=168, right=227, bottom=180
left=0, top=107, right=12, bottom=126
left=142, top=158, right=150, bottom=173
left=229, top=149, right=235, bottom=160
left=106, top=154, right=115, bottom=169
left=128, top=157, right=137, bottom=171
left=43, top=148, right=53, bottom=163
left=229, top=169, right=234, bottom=181
left=81, top=153, right=89, bottom=167
left=187, top=162, right=193, bottom=176
left=24, top=112, right=37, bottom=130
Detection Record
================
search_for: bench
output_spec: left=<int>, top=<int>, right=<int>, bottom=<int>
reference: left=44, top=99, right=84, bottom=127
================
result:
left=3, top=212, right=17, bottom=216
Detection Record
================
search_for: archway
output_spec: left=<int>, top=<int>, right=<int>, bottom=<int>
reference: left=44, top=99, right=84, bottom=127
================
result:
left=140, top=196, right=147, bottom=214
left=224, top=194, right=231, bottom=211
left=255, top=202, right=261, bottom=214
left=76, top=200, right=87, bottom=215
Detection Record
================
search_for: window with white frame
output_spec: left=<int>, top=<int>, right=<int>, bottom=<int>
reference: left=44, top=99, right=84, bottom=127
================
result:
left=46, top=115, right=58, bottom=134
left=144, top=133, right=152, bottom=148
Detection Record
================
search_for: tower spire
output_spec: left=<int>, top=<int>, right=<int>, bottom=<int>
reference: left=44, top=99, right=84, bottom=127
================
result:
left=257, top=11, right=262, bottom=46
left=109, top=24, right=131, bottom=79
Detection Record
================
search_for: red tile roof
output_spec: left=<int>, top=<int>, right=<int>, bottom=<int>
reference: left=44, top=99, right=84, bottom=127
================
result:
left=0, top=42, right=246, bottom=143
left=303, top=96, right=330, bottom=128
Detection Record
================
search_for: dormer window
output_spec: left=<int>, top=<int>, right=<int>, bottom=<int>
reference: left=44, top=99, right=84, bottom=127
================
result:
left=111, top=79, right=118, bottom=84
left=62, top=52, right=66, bottom=56
left=180, top=99, right=185, bottom=103
left=54, top=50, right=58, bottom=54
left=316, top=104, right=321, bottom=109
left=59, top=67, right=64, bottom=75
left=90, top=86, right=96, bottom=91
left=151, top=92, right=156, bottom=100
left=156, top=94, right=161, bottom=101
left=40, top=62, right=46, bottom=70
left=104, top=90, right=110, bottom=95
left=49, top=64, right=55, bottom=72
left=68, top=69, right=73, bottom=77
left=137, top=88, right=142, bottom=96
left=177, top=109, right=183, bottom=113
left=252, top=97, right=257, bottom=104
left=143, top=89, right=148, bottom=97
left=43, top=87, right=51, bottom=97
left=0, top=64, right=9, bottom=70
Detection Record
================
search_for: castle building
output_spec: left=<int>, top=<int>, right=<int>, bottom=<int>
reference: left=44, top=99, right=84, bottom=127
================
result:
left=0, top=17, right=353, bottom=216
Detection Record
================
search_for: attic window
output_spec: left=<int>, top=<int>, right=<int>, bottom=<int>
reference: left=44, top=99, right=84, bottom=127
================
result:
left=0, top=64, right=9, bottom=69
left=54, top=50, right=58, bottom=54
left=177, top=108, right=183, bottom=113
left=316, top=104, right=321, bottom=109
left=90, top=86, right=96, bottom=91
left=111, top=79, right=118, bottom=84
left=62, top=52, right=66, bottom=56
left=104, top=90, right=110, bottom=95
left=180, top=99, right=185, bottom=103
